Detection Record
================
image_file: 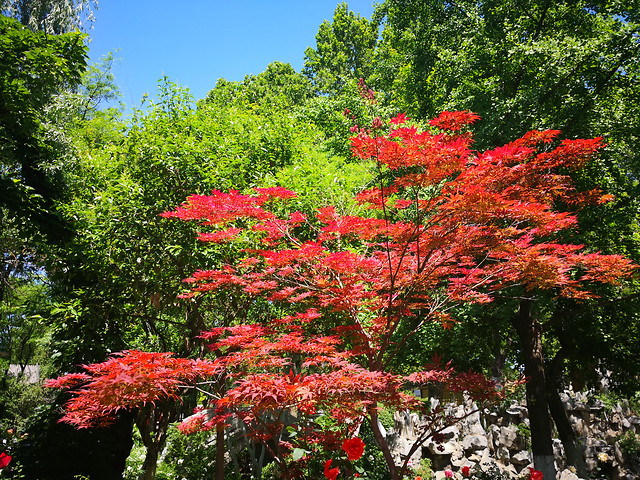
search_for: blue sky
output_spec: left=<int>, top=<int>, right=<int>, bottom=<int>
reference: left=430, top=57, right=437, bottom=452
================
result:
left=87, top=1, right=376, bottom=110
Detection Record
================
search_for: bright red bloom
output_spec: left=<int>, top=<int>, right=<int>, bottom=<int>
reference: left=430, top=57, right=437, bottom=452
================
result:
left=342, top=437, right=365, bottom=461
left=0, top=452, right=11, bottom=469
left=324, top=459, right=339, bottom=480
left=529, top=467, right=543, bottom=480
left=461, top=465, right=471, bottom=476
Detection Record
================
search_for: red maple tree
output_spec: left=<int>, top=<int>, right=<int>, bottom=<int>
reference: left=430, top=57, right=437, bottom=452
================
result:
left=49, top=109, right=635, bottom=480
left=46, top=351, right=221, bottom=480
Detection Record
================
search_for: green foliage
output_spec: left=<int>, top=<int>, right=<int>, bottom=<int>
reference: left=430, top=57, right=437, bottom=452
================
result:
left=617, top=430, right=640, bottom=462
left=125, top=424, right=219, bottom=480
left=160, top=425, right=218, bottom=479
left=203, top=61, right=313, bottom=111
left=1, top=0, right=98, bottom=33
left=46, top=76, right=322, bottom=368
left=0, top=15, right=87, bottom=239
left=356, top=419, right=392, bottom=480
left=375, top=0, right=640, bottom=146
left=267, top=148, right=372, bottom=213
left=298, top=78, right=394, bottom=158
left=594, top=391, right=640, bottom=415
left=409, top=458, right=433, bottom=480
left=303, top=3, right=378, bottom=95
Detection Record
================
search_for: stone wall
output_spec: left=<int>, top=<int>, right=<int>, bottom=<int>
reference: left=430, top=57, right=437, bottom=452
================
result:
left=385, top=392, right=640, bottom=479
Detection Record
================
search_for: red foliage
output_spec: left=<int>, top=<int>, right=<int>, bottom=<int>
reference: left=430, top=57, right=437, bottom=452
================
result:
left=324, top=459, right=340, bottom=480
left=45, top=351, right=220, bottom=428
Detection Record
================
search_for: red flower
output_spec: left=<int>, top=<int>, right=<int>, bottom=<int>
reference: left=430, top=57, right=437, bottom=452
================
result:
left=342, top=437, right=365, bottom=461
left=324, top=459, right=339, bottom=480
left=0, top=452, right=11, bottom=469
left=461, top=466, right=471, bottom=477
left=529, top=467, right=543, bottom=480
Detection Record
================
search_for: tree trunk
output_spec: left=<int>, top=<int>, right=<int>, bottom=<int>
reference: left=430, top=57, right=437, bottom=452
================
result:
left=369, top=408, right=400, bottom=480
left=216, top=424, right=225, bottom=480
left=513, top=300, right=556, bottom=480
left=136, top=403, right=176, bottom=480
left=142, top=444, right=159, bottom=480
left=546, top=353, right=588, bottom=477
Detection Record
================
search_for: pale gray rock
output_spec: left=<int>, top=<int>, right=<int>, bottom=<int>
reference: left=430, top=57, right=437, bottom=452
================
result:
left=558, top=468, right=581, bottom=480
left=510, top=450, right=531, bottom=467
left=495, top=445, right=510, bottom=464
left=462, top=434, right=488, bottom=454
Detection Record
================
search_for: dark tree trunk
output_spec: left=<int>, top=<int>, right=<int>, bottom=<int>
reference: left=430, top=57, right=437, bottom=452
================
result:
left=142, top=445, right=159, bottom=480
left=513, top=300, right=556, bottom=480
left=369, top=408, right=400, bottom=480
left=216, top=424, right=225, bottom=480
left=546, top=350, right=588, bottom=477
left=136, top=403, right=176, bottom=480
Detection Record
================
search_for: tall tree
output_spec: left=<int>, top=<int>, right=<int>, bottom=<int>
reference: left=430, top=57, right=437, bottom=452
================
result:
left=1, top=0, right=98, bottom=33
left=373, top=2, right=640, bottom=476
left=0, top=15, right=87, bottom=241
left=303, top=2, right=378, bottom=95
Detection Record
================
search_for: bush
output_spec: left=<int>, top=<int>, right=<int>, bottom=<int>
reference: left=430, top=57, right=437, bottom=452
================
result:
left=617, top=430, right=640, bottom=462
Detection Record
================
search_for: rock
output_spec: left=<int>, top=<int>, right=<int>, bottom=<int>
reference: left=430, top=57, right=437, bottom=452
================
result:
left=489, top=424, right=500, bottom=450
left=441, top=425, right=459, bottom=441
left=510, top=450, right=531, bottom=467
left=605, top=428, right=619, bottom=443
left=505, top=407, right=525, bottom=424
left=462, top=408, right=486, bottom=436
left=558, top=468, right=580, bottom=480
left=619, top=471, right=638, bottom=480
left=484, top=411, right=499, bottom=426
left=553, top=439, right=566, bottom=471
left=573, top=401, right=590, bottom=412
left=497, top=425, right=524, bottom=451
left=495, top=445, right=510, bottom=464
left=570, top=416, right=587, bottom=436
left=462, top=435, right=488, bottom=454
left=426, top=438, right=460, bottom=457
left=628, top=415, right=640, bottom=426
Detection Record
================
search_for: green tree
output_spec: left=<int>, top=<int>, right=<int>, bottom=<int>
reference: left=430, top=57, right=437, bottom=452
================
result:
left=303, top=2, right=378, bottom=95
left=36, top=77, right=325, bottom=478
left=373, top=2, right=640, bottom=477
left=0, top=15, right=87, bottom=241
left=1, top=0, right=98, bottom=33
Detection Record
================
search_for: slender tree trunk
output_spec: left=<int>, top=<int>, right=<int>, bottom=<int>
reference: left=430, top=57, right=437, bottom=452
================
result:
left=369, top=409, right=400, bottom=480
left=546, top=352, right=588, bottom=477
left=215, top=424, right=225, bottom=480
left=513, top=300, right=556, bottom=480
left=142, top=444, right=159, bottom=480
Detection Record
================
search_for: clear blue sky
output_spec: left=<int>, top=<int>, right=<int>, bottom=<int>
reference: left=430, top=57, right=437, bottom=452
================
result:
left=87, top=1, right=376, bottom=109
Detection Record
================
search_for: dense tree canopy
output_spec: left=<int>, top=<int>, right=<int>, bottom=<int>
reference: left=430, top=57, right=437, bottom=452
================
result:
left=2, top=1, right=640, bottom=479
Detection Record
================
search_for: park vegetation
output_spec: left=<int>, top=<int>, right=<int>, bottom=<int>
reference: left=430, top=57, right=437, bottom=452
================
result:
left=1, top=1, right=640, bottom=479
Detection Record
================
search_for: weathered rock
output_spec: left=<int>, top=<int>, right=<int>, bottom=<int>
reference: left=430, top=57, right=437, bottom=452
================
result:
left=494, top=445, right=510, bottom=464
left=386, top=391, right=640, bottom=480
left=462, top=408, right=486, bottom=436
left=496, top=425, right=523, bottom=451
left=605, top=428, right=620, bottom=443
left=558, top=468, right=581, bottom=480
left=553, top=439, right=566, bottom=471
left=510, top=450, right=531, bottom=467
left=462, top=434, right=488, bottom=454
